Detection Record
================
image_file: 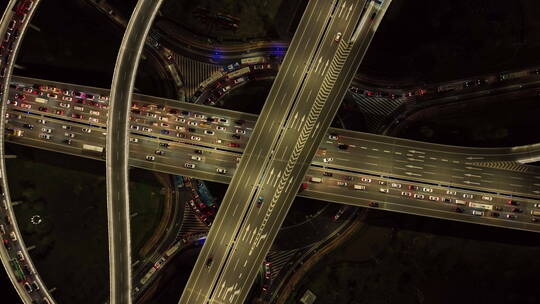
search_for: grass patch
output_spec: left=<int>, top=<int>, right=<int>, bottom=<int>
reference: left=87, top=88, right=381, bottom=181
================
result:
left=6, top=144, right=163, bottom=303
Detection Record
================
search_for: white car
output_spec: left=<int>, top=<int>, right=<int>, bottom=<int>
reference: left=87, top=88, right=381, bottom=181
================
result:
left=428, top=196, right=440, bottom=201
left=63, top=126, right=72, bottom=130
left=390, top=183, right=401, bottom=188
left=158, top=116, right=168, bottom=121
left=188, top=121, right=198, bottom=126
left=130, top=125, right=140, bottom=130
left=129, top=138, right=139, bottom=143
left=323, top=158, right=334, bottom=163
left=176, top=126, right=186, bottom=131
left=191, top=136, right=201, bottom=141
left=446, top=190, right=457, bottom=195
left=145, top=155, right=155, bottom=161
left=216, top=168, right=227, bottom=174
left=216, top=126, right=226, bottom=131
left=142, top=127, right=152, bottom=132
left=422, top=187, right=433, bottom=193
left=194, top=114, right=205, bottom=119
left=481, top=196, right=493, bottom=201
left=175, top=118, right=185, bottom=123
left=185, top=163, right=196, bottom=169
left=59, top=102, right=71, bottom=108
left=73, top=106, right=84, bottom=111
left=82, top=128, right=91, bottom=133
left=191, top=155, right=202, bottom=161
left=88, top=117, right=99, bottom=123
left=37, top=119, right=46, bottom=124
left=361, top=177, right=372, bottom=183
left=379, top=188, right=389, bottom=193
left=64, top=132, right=75, bottom=138
left=401, top=192, right=412, bottom=197
left=204, top=130, right=215, bottom=135
left=328, top=134, right=339, bottom=140
left=472, top=210, right=484, bottom=216
left=463, top=193, right=474, bottom=199
left=146, top=113, right=158, bottom=118
left=334, top=32, right=342, bottom=42
left=235, top=129, right=246, bottom=134
left=414, top=194, right=425, bottom=199
left=39, top=134, right=51, bottom=140
left=61, top=96, right=72, bottom=102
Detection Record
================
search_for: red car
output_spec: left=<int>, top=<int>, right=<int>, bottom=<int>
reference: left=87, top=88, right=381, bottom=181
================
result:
left=55, top=110, right=65, bottom=115
left=71, top=113, right=82, bottom=119
left=38, top=106, right=48, bottom=112
left=228, top=143, right=240, bottom=148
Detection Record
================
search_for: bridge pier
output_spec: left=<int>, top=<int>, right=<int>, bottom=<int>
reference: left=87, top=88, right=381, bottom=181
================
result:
left=11, top=200, right=22, bottom=206
left=28, top=23, right=40, bottom=32
left=4, top=155, right=17, bottom=159
left=26, top=245, right=35, bottom=251
left=13, top=64, right=24, bottom=70
left=130, top=212, right=138, bottom=218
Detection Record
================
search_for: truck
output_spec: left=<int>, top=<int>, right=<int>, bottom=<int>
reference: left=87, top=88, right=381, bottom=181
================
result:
left=310, top=177, right=322, bottom=183
left=455, top=200, right=467, bottom=205
left=240, top=56, right=265, bottom=65
left=82, top=144, right=104, bottom=158
left=199, top=71, right=224, bottom=88
left=468, top=202, right=493, bottom=210
left=140, top=267, right=156, bottom=285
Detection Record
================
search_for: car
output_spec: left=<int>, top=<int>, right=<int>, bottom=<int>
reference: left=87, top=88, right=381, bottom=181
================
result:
left=158, top=116, right=168, bottom=121
left=408, top=185, right=418, bottom=190
left=413, top=194, right=425, bottom=199
left=463, top=193, right=474, bottom=199
left=195, top=150, right=203, bottom=155
left=16, top=251, right=24, bottom=261
left=177, top=132, right=186, bottom=138
left=361, top=177, right=372, bottom=183
left=390, top=183, right=401, bottom=188
left=129, top=138, right=139, bottom=143
left=2, top=239, right=10, bottom=250
left=41, top=128, right=52, bottom=133
left=145, top=155, right=155, bottom=161
left=130, top=125, right=140, bottom=130
left=47, top=93, right=57, bottom=99
left=446, top=190, right=457, bottom=195
left=185, top=163, right=196, bottom=169
left=20, top=103, right=31, bottom=109
left=188, top=127, right=196, bottom=133
left=323, top=172, right=333, bottom=177
left=30, top=281, right=39, bottom=291
left=81, top=128, right=91, bottom=133
left=333, top=208, right=346, bottom=221
left=188, top=121, right=198, bottom=126
left=338, top=144, right=349, bottom=150
left=191, top=136, right=201, bottom=141
left=328, top=134, right=339, bottom=140
left=216, top=126, right=226, bottom=131
left=23, top=124, right=33, bottom=129
left=146, top=113, right=158, bottom=118
left=232, top=134, right=241, bottom=139
left=507, top=200, right=519, bottom=206
left=235, top=129, right=246, bottom=134
left=153, top=257, right=166, bottom=269
left=62, top=125, right=71, bottom=130
left=490, top=212, right=500, bottom=217
left=89, top=117, right=99, bottom=123
left=228, top=143, right=240, bottom=148
left=472, top=210, right=485, bottom=216
left=64, top=132, right=75, bottom=138
left=455, top=207, right=464, bottom=213
left=511, top=208, right=522, bottom=213
left=379, top=188, right=389, bottom=193
left=345, top=176, right=354, bottom=181
left=160, top=123, right=169, bottom=128
left=71, top=113, right=82, bottom=118
left=428, top=196, right=440, bottom=201
left=175, top=117, right=186, bottom=123
left=155, top=150, right=165, bottom=156
left=534, top=203, right=540, bottom=208
left=378, top=180, right=387, bottom=185
left=159, top=143, right=169, bottom=148
left=216, top=168, right=227, bottom=174
left=160, top=130, right=170, bottom=135
left=323, top=158, right=334, bottom=163
left=422, top=187, right=433, bottom=193
left=443, top=198, right=452, bottom=203
left=23, top=282, right=33, bottom=293
left=506, top=214, right=517, bottom=220
left=204, top=130, right=215, bottom=135
left=37, top=119, right=46, bottom=124
left=175, top=126, right=186, bottom=132
left=368, top=202, right=379, bottom=208
left=89, top=110, right=100, bottom=116
left=61, top=96, right=72, bottom=102
left=7, top=100, right=18, bottom=106
left=481, top=196, right=493, bottom=201
left=142, top=127, right=152, bottom=132
left=206, top=257, right=213, bottom=268
left=9, top=231, right=17, bottom=241
left=337, top=181, right=348, bottom=187
left=401, top=191, right=412, bottom=197
left=191, top=155, right=202, bottom=161
left=63, top=139, right=72, bottom=145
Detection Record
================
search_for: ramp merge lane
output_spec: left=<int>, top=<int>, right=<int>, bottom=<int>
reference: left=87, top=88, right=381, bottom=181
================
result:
left=106, top=0, right=163, bottom=303
left=180, top=1, right=391, bottom=303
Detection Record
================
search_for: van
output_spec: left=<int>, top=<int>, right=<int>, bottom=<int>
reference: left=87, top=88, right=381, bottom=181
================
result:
left=310, top=177, right=322, bottom=183
left=455, top=200, right=466, bottom=205
left=353, top=184, right=366, bottom=190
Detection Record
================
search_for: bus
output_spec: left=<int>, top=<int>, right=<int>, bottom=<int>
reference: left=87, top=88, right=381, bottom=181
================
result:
left=10, top=259, right=25, bottom=282
left=34, top=97, right=48, bottom=104
left=241, top=57, right=265, bottom=65
left=468, top=202, right=493, bottom=211
left=227, top=67, right=250, bottom=79
left=164, top=242, right=181, bottom=258
left=140, top=267, right=157, bottom=285
left=199, top=71, right=224, bottom=88
left=531, top=210, right=540, bottom=217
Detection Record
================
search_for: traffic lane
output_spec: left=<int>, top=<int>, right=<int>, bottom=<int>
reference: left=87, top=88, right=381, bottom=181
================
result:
left=305, top=169, right=540, bottom=228
left=306, top=167, right=540, bottom=221
left=215, top=2, right=369, bottom=300
left=180, top=0, right=339, bottom=301
left=314, top=155, right=540, bottom=198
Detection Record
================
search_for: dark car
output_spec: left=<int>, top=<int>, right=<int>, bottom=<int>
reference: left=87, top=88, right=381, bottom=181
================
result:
left=206, top=258, right=213, bottom=268
left=23, top=124, right=33, bottom=129
left=235, top=119, right=245, bottom=126
left=195, top=149, right=203, bottom=155
left=323, top=172, right=333, bottom=177
left=455, top=207, right=464, bottom=213
left=338, top=144, right=349, bottom=150
left=490, top=212, right=500, bottom=218
left=368, top=202, right=379, bottom=207
left=507, top=200, right=519, bottom=206
left=181, top=110, right=190, bottom=116
left=159, top=143, right=169, bottom=148
left=511, top=208, right=522, bottom=213
left=256, top=196, right=264, bottom=207
left=232, top=134, right=241, bottom=139
left=188, top=128, right=196, bottom=133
